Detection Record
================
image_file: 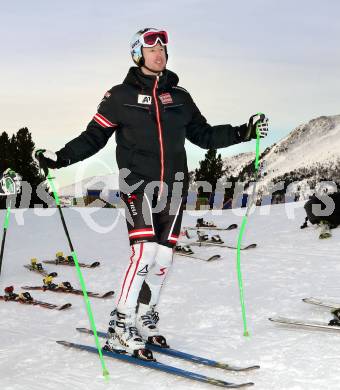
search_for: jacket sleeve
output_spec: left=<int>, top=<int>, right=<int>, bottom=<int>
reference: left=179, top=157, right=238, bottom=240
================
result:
left=185, top=94, right=248, bottom=149
left=56, top=91, right=119, bottom=166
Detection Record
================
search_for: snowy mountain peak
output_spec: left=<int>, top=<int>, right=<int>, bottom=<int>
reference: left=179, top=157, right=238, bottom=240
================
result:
left=224, top=114, right=340, bottom=199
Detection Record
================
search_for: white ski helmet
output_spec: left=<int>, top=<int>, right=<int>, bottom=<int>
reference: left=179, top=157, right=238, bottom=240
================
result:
left=130, top=28, right=169, bottom=66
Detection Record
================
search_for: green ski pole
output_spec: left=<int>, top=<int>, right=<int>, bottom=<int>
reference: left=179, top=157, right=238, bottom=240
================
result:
left=44, top=167, right=110, bottom=380
left=0, top=206, right=11, bottom=276
left=236, top=113, right=264, bottom=337
left=0, top=170, right=18, bottom=276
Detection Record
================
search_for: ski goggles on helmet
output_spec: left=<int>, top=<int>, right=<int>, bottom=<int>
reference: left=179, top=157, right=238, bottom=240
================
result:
left=140, top=30, right=168, bottom=47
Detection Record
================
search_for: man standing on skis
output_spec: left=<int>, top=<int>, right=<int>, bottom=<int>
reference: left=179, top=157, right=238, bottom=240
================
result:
left=35, top=28, right=269, bottom=360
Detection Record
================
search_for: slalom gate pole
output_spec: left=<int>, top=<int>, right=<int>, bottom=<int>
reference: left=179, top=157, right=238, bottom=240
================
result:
left=46, top=170, right=110, bottom=379
left=0, top=173, right=18, bottom=276
left=0, top=206, right=11, bottom=276
left=236, top=113, right=263, bottom=337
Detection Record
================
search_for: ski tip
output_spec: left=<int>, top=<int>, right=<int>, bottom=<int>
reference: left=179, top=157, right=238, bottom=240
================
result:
left=76, top=327, right=93, bottom=334
left=207, top=255, right=221, bottom=262
left=91, top=262, right=101, bottom=268
left=268, top=317, right=286, bottom=324
left=216, top=363, right=260, bottom=371
left=102, top=291, right=115, bottom=298
left=58, top=303, right=72, bottom=310
left=208, top=379, right=254, bottom=388
left=56, top=340, right=73, bottom=347
left=243, top=365, right=260, bottom=371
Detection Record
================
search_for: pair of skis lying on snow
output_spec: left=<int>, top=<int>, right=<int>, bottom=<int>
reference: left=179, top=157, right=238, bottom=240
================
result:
left=270, top=297, right=340, bottom=331
left=176, top=223, right=257, bottom=262
left=58, top=327, right=259, bottom=388
left=0, top=285, right=114, bottom=311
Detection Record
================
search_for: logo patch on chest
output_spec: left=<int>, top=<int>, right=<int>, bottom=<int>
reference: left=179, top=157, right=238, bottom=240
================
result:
left=138, top=94, right=152, bottom=105
left=159, top=93, right=173, bottom=105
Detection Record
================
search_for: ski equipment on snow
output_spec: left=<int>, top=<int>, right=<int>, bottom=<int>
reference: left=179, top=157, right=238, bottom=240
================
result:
left=57, top=340, right=255, bottom=387
left=184, top=223, right=238, bottom=231
left=35, top=153, right=109, bottom=379
left=21, top=275, right=114, bottom=298
left=24, top=258, right=57, bottom=276
left=76, top=327, right=260, bottom=371
left=43, top=251, right=100, bottom=268
left=0, top=287, right=71, bottom=310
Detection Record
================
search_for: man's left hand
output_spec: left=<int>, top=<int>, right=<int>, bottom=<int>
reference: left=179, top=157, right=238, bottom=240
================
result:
left=244, top=113, right=269, bottom=141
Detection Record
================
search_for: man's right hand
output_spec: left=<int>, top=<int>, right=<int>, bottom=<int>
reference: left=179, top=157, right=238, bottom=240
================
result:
left=34, top=149, right=65, bottom=176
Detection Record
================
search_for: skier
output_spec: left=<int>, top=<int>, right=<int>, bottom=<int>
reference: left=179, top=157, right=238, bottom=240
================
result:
left=0, top=169, right=22, bottom=196
left=35, top=28, right=269, bottom=360
left=301, top=192, right=340, bottom=238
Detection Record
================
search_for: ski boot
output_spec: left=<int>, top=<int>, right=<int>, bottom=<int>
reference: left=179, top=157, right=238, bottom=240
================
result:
left=137, top=303, right=169, bottom=348
left=211, top=234, right=224, bottom=244
left=318, top=220, right=332, bottom=239
left=182, top=245, right=194, bottom=255
left=57, top=281, right=73, bottom=290
left=18, top=292, right=33, bottom=302
left=174, top=245, right=183, bottom=253
left=196, top=218, right=216, bottom=228
left=55, top=251, right=66, bottom=264
left=104, top=309, right=154, bottom=361
left=31, top=258, right=43, bottom=271
left=197, top=231, right=209, bottom=242
left=329, top=308, right=340, bottom=326
left=43, top=275, right=58, bottom=290
left=4, top=286, right=18, bottom=301
left=66, top=255, right=74, bottom=264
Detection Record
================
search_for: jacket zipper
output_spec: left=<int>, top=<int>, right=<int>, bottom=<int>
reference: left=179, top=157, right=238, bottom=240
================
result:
left=152, top=76, right=165, bottom=197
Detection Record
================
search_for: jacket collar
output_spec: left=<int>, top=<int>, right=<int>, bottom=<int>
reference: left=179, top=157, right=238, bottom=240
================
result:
left=123, top=67, right=179, bottom=92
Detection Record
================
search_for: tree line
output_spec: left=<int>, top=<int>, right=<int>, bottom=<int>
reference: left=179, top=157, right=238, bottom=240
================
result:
left=0, top=128, right=46, bottom=208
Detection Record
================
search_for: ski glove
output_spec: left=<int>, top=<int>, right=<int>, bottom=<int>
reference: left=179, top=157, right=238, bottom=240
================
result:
left=34, top=149, right=70, bottom=176
left=238, top=113, right=269, bottom=141
left=0, top=168, right=22, bottom=196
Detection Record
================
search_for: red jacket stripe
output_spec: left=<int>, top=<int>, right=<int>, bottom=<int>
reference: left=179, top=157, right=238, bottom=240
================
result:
left=93, top=113, right=116, bottom=128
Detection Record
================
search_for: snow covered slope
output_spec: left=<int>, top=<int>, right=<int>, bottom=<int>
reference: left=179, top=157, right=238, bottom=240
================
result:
left=223, top=152, right=255, bottom=178
left=1, top=204, right=340, bottom=389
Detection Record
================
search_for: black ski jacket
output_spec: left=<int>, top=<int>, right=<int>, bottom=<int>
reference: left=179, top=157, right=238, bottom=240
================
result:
left=56, top=67, right=248, bottom=195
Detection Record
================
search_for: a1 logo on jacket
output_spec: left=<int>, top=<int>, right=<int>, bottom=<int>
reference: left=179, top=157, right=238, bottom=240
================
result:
left=138, top=94, right=152, bottom=105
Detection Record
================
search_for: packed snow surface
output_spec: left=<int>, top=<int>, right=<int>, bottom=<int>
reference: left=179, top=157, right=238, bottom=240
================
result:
left=1, top=203, right=340, bottom=390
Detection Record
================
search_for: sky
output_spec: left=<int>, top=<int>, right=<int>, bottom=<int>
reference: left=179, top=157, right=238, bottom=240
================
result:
left=1, top=0, right=340, bottom=187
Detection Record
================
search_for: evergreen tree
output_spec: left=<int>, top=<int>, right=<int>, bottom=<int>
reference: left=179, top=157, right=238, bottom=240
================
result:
left=0, top=132, right=12, bottom=172
left=194, top=149, right=224, bottom=196
left=0, top=128, right=46, bottom=208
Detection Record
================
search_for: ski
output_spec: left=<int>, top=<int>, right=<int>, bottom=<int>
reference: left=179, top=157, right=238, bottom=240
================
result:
left=187, top=242, right=257, bottom=250
left=24, top=264, right=57, bottom=277
left=57, top=340, right=255, bottom=388
left=302, top=297, right=340, bottom=310
left=0, top=295, right=71, bottom=310
left=268, top=316, right=340, bottom=331
left=42, top=259, right=100, bottom=268
left=76, top=327, right=259, bottom=371
left=175, top=253, right=221, bottom=262
left=184, top=223, right=238, bottom=231
left=21, top=285, right=114, bottom=299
